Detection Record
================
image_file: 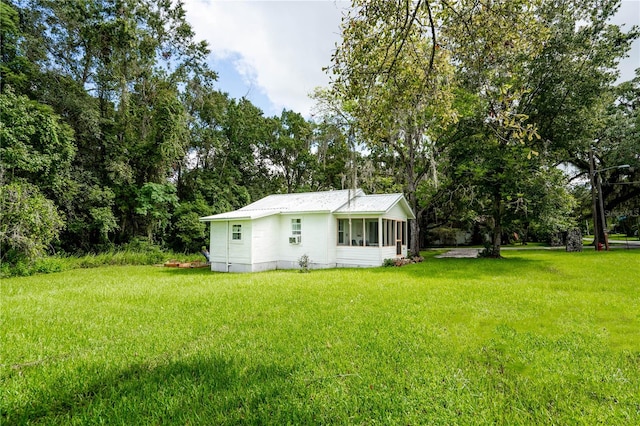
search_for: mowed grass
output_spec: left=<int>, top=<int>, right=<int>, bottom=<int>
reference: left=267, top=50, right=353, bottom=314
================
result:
left=1, top=251, right=639, bottom=424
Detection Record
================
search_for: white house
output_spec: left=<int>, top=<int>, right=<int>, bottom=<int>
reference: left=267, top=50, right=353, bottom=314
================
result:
left=199, top=189, right=415, bottom=272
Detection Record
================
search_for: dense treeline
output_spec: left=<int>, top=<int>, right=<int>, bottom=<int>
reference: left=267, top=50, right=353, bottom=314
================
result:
left=0, top=0, right=356, bottom=266
left=328, top=0, right=639, bottom=256
left=1, top=0, right=639, bottom=268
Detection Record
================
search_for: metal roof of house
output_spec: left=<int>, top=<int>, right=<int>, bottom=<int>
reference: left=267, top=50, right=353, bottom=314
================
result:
left=334, top=193, right=415, bottom=218
left=241, top=189, right=365, bottom=212
left=200, top=189, right=415, bottom=221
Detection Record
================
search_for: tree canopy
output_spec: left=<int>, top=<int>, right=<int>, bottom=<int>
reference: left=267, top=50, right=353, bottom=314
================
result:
left=1, top=0, right=637, bottom=267
left=328, top=0, right=638, bottom=256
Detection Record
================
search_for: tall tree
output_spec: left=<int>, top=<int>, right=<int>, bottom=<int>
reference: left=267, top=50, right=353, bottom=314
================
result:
left=263, top=110, right=316, bottom=194
left=10, top=0, right=213, bottom=249
left=310, top=119, right=352, bottom=191
left=440, top=0, right=551, bottom=256
left=587, top=73, right=640, bottom=240
left=330, top=0, right=457, bottom=256
left=0, top=90, right=76, bottom=205
left=0, top=1, right=33, bottom=93
left=0, top=90, right=74, bottom=262
left=310, top=87, right=361, bottom=192
left=523, top=0, right=639, bottom=246
left=440, top=0, right=637, bottom=256
left=178, top=85, right=273, bottom=214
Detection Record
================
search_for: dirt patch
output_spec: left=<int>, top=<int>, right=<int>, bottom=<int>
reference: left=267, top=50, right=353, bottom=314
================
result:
left=435, top=249, right=480, bottom=258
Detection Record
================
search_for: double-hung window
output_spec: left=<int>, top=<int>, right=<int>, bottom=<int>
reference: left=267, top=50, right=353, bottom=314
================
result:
left=232, top=224, right=242, bottom=240
left=291, top=219, right=301, bottom=236
left=290, top=218, right=302, bottom=244
left=337, top=219, right=350, bottom=245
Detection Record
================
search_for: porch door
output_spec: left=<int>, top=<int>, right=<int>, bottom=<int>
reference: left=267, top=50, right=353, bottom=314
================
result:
left=396, top=221, right=402, bottom=255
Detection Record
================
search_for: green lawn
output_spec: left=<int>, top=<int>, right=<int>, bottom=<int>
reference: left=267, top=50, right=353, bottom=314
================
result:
left=2, top=250, right=639, bottom=424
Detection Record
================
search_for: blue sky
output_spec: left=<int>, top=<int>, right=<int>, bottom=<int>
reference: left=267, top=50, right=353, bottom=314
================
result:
left=184, top=0, right=346, bottom=118
left=183, top=0, right=640, bottom=119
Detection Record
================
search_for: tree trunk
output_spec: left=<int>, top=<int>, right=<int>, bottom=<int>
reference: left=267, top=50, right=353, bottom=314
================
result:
left=410, top=216, right=420, bottom=258
left=407, top=185, right=421, bottom=257
left=589, top=149, right=602, bottom=249
left=490, top=191, right=502, bottom=258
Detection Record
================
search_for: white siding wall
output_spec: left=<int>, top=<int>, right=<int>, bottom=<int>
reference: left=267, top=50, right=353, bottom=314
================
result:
left=208, top=220, right=252, bottom=272
left=335, top=246, right=383, bottom=267
left=251, top=215, right=280, bottom=264
left=250, top=215, right=280, bottom=271
left=209, top=222, right=228, bottom=263
left=277, top=213, right=332, bottom=269
left=335, top=245, right=401, bottom=267
left=386, top=203, right=408, bottom=221
left=209, top=222, right=227, bottom=272
left=228, top=220, right=251, bottom=264
left=382, top=246, right=401, bottom=261
left=326, top=214, right=338, bottom=264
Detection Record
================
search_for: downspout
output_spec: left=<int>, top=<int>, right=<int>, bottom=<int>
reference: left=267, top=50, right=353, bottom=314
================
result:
left=226, top=221, right=230, bottom=272
left=327, top=213, right=331, bottom=267
left=378, top=217, right=383, bottom=265
left=207, top=221, right=213, bottom=271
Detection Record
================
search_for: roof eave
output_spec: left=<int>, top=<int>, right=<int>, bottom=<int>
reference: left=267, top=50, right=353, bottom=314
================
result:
left=279, top=210, right=333, bottom=215
left=333, top=211, right=387, bottom=216
left=199, top=211, right=280, bottom=222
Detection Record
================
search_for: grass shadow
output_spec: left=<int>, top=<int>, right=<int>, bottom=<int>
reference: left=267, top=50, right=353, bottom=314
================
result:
left=5, top=354, right=302, bottom=424
left=372, top=253, right=548, bottom=282
left=159, top=266, right=218, bottom=277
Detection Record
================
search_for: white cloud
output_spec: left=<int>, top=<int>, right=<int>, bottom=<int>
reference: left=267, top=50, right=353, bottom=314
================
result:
left=183, top=0, right=347, bottom=117
left=613, top=0, right=640, bottom=83
left=183, top=0, right=639, bottom=117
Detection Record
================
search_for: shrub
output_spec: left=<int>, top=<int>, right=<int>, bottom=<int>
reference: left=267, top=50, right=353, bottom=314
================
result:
left=0, top=181, right=64, bottom=262
left=298, top=254, right=310, bottom=273
left=0, top=242, right=192, bottom=277
left=383, top=257, right=423, bottom=267
left=382, top=258, right=396, bottom=267
left=31, top=257, right=66, bottom=274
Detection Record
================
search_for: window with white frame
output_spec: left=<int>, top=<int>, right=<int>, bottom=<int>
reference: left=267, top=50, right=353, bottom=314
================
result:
left=337, top=219, right=350, bottom=245
left=232, top=224, right=242, bottom=240
left=291, top=218, right=301, bottom=235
